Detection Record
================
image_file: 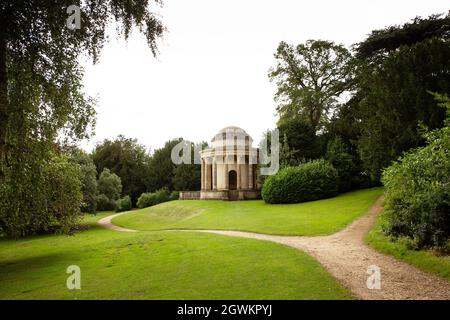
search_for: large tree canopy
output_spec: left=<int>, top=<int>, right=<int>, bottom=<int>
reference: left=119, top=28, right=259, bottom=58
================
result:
left=68, top=147, right=98, bottom=213
left=0, top=1, right=164, bottom=237
left=146, top=139, right=182, bottom=192
left=355, top=14, right=450, bottom=63
left=93, top=135, right=150, bottom=205
left=355, top=18, right=450, bottom=181
left=0, top=0, right=164, bottom=177
left=269, top=40, right=354, bottom=130
left=277, top=117, right=321, bottom=164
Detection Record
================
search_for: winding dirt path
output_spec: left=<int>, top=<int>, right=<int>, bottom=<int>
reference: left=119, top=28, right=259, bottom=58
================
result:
left=98, top=212, right=137, bottom=233
left=100, top=197, right=450, bottom=300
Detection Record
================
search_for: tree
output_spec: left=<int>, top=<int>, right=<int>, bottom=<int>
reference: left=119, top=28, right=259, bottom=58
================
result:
left=0, top=154, right=82, bottom=238
left=44, top=155, right=83, bottom=235
left=269, top=40, right=354, bottom=130
left=97, top=168, right=122, bottom=203
left=0, top=1, right=164, bottom=236
left=277, top=117, right=321, bottom=163
left=172, top=142, right=204, bottom=191
left=353, top=14, right=450, bottom=181
left=173, top=164, right=201, bottom=191
left=146, top=139, right=183, bottom=192
left=93, top=135, right=150, bottom=205
left=279, top=133, right=299, bottom=167
left=68, top=148, right=98, bottom=213
left=355, top=14, right=450, bottom=64
left=356, top=37, right=450, bottom=181
left=381, top=93, right=450, bottom=249
left=325, top=136, right=364, bottom=192
left=0, top=0, right=164, bottom=177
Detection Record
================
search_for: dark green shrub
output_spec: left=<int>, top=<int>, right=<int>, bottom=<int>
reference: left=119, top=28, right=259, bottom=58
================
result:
left=262, top=159, right=339, bottom=204
left=115, top=196, right=132, bottom=213
left=97, top=168, right=122, bottom=202
left=95, top=194, right=116, bottom=211
left=382, top=123, right=450, bottom=249
left=137, top=188, right=171, bottom=209
left=136, top=193, right=154, bottom=209
left=169, top=191, right=180, bottom=201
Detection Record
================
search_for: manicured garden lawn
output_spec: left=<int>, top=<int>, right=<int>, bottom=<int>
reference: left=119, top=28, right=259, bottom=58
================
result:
left=366, top=213, right=450, bottom=281
left=0, top=213, right=351, bottom=299
left=114, top=187, right=383, bottom=235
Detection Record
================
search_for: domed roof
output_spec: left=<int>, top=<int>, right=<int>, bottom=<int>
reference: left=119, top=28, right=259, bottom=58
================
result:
left=211, top=126, right=253, bottom=149
left=215, top=126, right=248, bottom=135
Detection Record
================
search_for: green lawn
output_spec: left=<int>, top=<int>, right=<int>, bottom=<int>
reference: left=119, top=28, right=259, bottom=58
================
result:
left=366, top=213, right=450, bottom=281
left=0, top=213, right=351, bottom=300
left=113, top=187, right=383, bottom=236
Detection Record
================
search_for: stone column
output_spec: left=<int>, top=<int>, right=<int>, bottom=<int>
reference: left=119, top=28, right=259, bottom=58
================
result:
left=248, top=162, right=253, bottom=190
left=237, top=159, right=241, bottom=190
left=224, top=156, right=229, bottom=189
left=212, top=159, right=217, bottom=190
left=201, top=158, right=204, bottom=190
left=206, top=160, right=212, bottom=190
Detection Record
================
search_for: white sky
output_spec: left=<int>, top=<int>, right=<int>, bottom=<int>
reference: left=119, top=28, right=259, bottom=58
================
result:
left=81, top=0, right=449, bottom=152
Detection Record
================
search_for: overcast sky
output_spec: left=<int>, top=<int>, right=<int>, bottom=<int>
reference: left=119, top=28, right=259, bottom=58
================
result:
left=81, top=0, right=449, bottom=152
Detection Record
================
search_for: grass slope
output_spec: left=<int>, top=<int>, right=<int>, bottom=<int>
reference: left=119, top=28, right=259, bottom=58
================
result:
left=0, top=214, right=351, bottom=300
left=114, top=187, right=383, bottom=236
left=366, top=213, right=450, bottom=281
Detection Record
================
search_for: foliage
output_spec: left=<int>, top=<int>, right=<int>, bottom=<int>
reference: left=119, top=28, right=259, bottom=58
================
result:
left=172, top=142, right=204, bottom=191
left=93, top=135, right=150, bottom=205
left=169, top=191, right=180, bottom=201
left=97, top=168, right=122, bottom=211
left=279, top=133, right=301, bottom=167
left=43, top=155, right=83, bottom=234
left=381, top=95, right=450, bottom=249
left=261, top=159, right=339, bottom=204
left=0, top=1, right=164, bottom=237
left=95, top=194, right=117, bottom=211
left=356, top=37, right=450, bottom=181
left=146, top=139, right=182, bottom=192
left=325, top=97, right=363, bottom=148
left=355, top=14, right=450, bottom=64
left=325, top=136, right=367, bottom=192
left=277, top=117, right=321, bottom=165
left=115, top=195, right=132, bottom=213
left=0, top=154, right=82, bottom=238
left=137, top=188, right=172, bottom=209
left=173, top=164, right=201, bottom=191
left=68, top=148, right=98, bottom=213
left=269, top=40, right=354, bottom=129
left=366, top=212, right=450, bottom=280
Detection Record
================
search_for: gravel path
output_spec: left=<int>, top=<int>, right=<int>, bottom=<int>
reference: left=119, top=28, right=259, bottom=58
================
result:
left=98, top=212, right=138, bottom=233
left=100, top=197, right=450, bottom=299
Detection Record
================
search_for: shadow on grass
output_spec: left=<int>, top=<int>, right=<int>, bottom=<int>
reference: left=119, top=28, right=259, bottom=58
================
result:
left=0, top=252, right=71, bottom=279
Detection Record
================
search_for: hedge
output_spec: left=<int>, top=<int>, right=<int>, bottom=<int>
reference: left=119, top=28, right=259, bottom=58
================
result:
left=262, top=159, right=339, bottom=204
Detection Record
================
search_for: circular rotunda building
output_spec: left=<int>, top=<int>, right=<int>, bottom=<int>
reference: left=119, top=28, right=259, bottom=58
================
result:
left=198, top=126, right=261, bottom=200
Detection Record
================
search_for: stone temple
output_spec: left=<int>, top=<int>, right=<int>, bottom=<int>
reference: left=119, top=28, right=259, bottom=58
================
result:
left=179, top=126, right=261, bottom=201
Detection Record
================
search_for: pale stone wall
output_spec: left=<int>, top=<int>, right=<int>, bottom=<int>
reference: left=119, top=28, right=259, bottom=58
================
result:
left=179, top=191, right=201, bottom=200
left=200, top=190, right=229, bottom=200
